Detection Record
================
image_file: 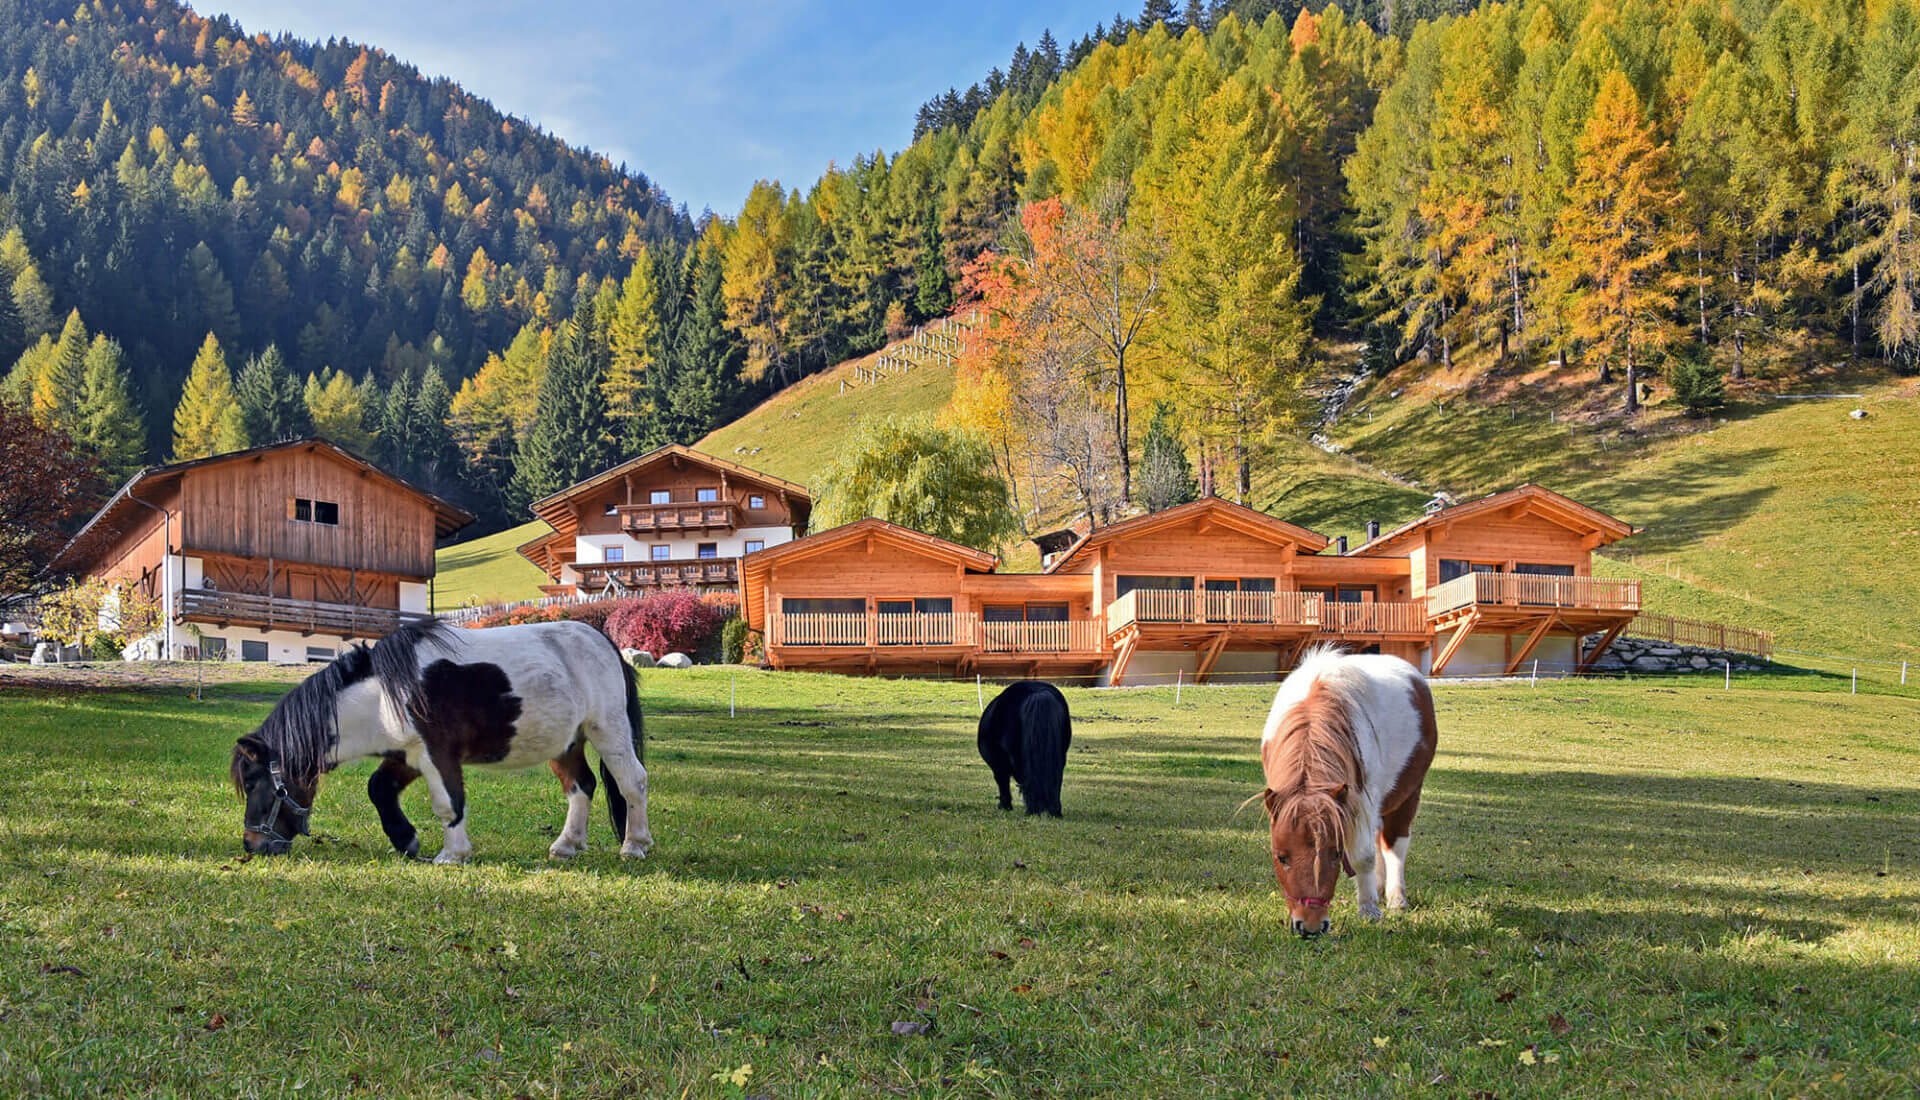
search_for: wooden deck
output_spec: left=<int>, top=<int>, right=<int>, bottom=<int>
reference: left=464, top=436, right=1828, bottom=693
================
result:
left=616, top=500, right=742, bottom=534
left=573, top=559, right=739, bottom=591
left=1425, top=573, right=1642, bottom=676
left=178, top=588, right=429, bottom=638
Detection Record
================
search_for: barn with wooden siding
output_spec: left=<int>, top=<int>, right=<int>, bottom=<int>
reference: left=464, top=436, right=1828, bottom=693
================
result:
left=50, top=439, right=472, bottom=662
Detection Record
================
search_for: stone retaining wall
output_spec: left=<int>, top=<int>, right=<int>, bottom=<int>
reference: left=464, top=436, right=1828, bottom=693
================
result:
left=1586, top=634, right=1773, bottom=675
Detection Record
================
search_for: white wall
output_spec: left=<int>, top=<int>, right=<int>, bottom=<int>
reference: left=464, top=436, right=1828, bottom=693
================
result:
left=575, top=524, right=794, bottom=564
left=163, top=621, right=356, bottom=664
left=1433, top=630, right=1577, bottom=676
left=398, top=581, right=428, bottom=613
left=1109, top=649, right=1199, bottom=687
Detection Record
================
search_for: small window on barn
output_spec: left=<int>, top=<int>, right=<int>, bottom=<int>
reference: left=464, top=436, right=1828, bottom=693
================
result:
left=748, top=495, right=766, bottom=510
left=291, top=498, right=340, bottom=526
left=241, top=640, right=268, bottom=662
left=697, top=488, right=719, bottom=502
left=604, top=546, right=625, bottom=563
left=305, top=646, right=335, bottom=663
left=650, top=490, right=671, bottom=504
left=651, top=545, right=671, bottom=561
left=604, top=502, right=619, bottom=516
left=696, top=543, right=718, bottom=559
left=743, top=539, right=765, bottom=554
left=199, top=637, right=227, bottom=660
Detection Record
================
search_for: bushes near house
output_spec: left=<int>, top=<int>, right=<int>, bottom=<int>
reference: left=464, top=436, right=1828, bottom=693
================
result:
left=604, top=591, right=730, bottom=658
left=720, top=617, right=749, bottom=664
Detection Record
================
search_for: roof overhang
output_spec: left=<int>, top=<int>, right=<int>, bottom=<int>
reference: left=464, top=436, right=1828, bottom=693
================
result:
left=1351, top=484, right=1638, bottom=556
left=528, top=444, right=812, bottom=535
left=739, top=518, right=997, bottom=627
left=1043, top=496, right=1330, bottom=574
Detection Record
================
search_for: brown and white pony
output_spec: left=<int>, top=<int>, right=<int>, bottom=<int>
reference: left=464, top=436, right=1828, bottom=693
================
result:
left=1258, top=647, right=1437, bottom=936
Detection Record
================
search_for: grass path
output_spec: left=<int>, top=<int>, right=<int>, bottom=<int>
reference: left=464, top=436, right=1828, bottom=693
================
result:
left=2, top=667, right=1915, bottom=1095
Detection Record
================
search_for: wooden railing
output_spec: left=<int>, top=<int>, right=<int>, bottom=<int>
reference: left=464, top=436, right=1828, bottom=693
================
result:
left=179, top=589, right=428, bottom=636
left=616, top=500, right=741, bottom=533
left=1426, top=572, right=1641, bottom=616
left=1627, top=612, right=1774, bottom=659
left=1107, top=588, right=1321, bottom=631
left=1319, top=600, right=1428, bottom=636
left=573, top=559, right=738, bottom=590
left=980, top=619, right=1105, bottom=654
left=772, top=612, right=1104, bottom=654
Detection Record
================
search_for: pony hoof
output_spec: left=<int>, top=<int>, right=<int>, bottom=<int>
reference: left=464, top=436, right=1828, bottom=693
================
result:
left=1386, top=895, right=1407, bottom=911
left=433, top=848, right=470, bottom=865
left=547, top=839, right=584, bottom=860
left=1358, top=903, right=1384, bottom=921
left=399, top=836, right=421, bottom=860
left=620, top=835, right=653, bottom=860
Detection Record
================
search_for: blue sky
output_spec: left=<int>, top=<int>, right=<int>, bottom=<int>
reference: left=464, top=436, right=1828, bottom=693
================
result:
left=205, top=0, right=1120, bottom=215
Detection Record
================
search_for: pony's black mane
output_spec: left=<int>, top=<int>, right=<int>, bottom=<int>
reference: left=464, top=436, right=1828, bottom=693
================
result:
left=254, top=620, right=450, bottom=783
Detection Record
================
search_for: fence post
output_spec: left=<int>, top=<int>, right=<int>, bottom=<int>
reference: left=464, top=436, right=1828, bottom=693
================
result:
left=976, top=673, right=983, bottom=713
left=1531, top=659, right=1538, bottom=686
left=1724, top=660, right=1731, bottom=691
left=1852, top=668, right=1858, bottom=695
left=1903, top=661, right=1909, bottom=686
left=1176, top=669, right=1183, bottom=706
left=730, top=675, right=736, bottom=718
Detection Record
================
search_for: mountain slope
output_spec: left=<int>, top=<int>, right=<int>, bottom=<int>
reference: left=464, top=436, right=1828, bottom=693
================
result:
left=0, top=0, right=685, bottom=450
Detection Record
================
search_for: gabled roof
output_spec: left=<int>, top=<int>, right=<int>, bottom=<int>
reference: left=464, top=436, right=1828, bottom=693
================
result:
left=50, top=438, right=474, bottom=574
left=1042, top=496, right=1330, bottom=574
left=528, top=444, right=811, bottom=535
left=1350, top=484, right=1637, bottom=556
left=516, top=528, right=574, bottom=580
left=739, top=518, right=998, bottom=627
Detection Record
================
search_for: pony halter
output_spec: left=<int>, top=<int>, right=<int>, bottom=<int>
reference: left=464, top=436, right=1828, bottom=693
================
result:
left=248, top=759, right=312, bottom=846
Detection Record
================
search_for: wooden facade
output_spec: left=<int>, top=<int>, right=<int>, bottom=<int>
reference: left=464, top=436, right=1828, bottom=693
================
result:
left=519, top=445, right=810, bottom=598
left=740, top=488, right=1644, bottom=682
left=51, top=439, right=472, bottom=658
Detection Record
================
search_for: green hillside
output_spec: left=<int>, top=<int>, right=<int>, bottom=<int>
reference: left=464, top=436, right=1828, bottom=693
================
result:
left=434, top=520, right=549, bottom=611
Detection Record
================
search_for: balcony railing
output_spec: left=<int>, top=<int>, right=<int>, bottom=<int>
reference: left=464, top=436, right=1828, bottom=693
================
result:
left=616, top=501, right=741, bottom=534
left=1319, top=600, right=1428, bottom=636
left=771, top=612, right=1105, bottom=654
left=574, top=559, right=738, bottom=590
left=1426, top=572, right=1641, bottom=617
left=178, top=588, right=428, bottom=636
left=1106, top=588, right=1321, bottom=633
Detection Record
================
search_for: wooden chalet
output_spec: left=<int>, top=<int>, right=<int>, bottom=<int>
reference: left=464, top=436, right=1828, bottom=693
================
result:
left=50, top=439, right=473, bottom=662
left=738, top=487, right=1643, bottom=683
left=519, top=445, right=810, bottom=598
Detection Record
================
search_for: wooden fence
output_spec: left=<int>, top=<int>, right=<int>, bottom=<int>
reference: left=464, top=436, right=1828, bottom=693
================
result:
left=1626, top=612, right=1774, bottom=659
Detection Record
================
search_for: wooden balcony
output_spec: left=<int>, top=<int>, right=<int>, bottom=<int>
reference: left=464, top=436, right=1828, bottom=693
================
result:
left=178, top=588, right=428, bottom=638
left=1105, top=588, right=1427, bottom=640
left=1318, top=600, right=1429, bottom=637
left=1426, top=573, right=1641, bottom=619
left=616, top=500, right=741, bottom=534
left=573, top=559, right=739, bottom=591
left=770, top=613, right=1105, bottom=656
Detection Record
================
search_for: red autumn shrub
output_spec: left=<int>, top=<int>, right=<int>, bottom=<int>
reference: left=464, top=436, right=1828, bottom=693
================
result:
left=700, top=590, right=740, bottom=618
left=557, top=597, right=635, bottom=633
left=605, top=589, right=728, bottom=657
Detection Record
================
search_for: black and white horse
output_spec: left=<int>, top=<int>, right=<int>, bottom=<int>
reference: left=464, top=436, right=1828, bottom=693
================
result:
left=229, top=620, right=650, bottom=863
left=977, top=680, right=1072, bottom=817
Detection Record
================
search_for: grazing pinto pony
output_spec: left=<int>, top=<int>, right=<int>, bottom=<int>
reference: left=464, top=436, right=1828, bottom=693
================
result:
left=977, top=681, right=1072, bottom=817
left=1258, top=648, right=1437, bottom=936
left=229, top=620, right=650, bottom=863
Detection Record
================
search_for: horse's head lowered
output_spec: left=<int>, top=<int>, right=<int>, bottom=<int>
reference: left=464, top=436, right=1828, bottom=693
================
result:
left=231, top=733, right=317, bottom=855
left=1263, top=784, right=1349, bottom=937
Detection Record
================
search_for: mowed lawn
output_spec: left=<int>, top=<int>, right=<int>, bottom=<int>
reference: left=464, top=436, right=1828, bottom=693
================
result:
left=1, top=668, right=1915, bottom=1096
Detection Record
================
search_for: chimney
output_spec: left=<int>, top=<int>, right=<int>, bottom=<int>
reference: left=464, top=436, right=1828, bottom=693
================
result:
left=1334, top=535, right=1348, bottom=555
left=1366, top=520, right=1380, bottom=541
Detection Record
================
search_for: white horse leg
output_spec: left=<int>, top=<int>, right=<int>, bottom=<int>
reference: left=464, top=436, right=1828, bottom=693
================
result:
left=1381, top=833, right=1412, bottom=910
left=587, top=719, right=651, bottom=859
left=415, top=754, right=473, bottom=865
left=1351, top=836, right=1383, bottom=920
left=546, top=753, right=592, bottom=860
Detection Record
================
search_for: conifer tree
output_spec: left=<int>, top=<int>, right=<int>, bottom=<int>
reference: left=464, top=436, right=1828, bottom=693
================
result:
left=33, top=310, right=90, bottom=436
left=1546, top=71, right=1689, bottom=412
left=172, top=333, right=242, bottom=460
left=913, top=218, right=955, bottom=318
left=410, top=367, right=462, bottom=494
left=1138, top=402, right=1197, bottom=512
left=380, top=371, right=420, bottom=475
left=0, top=272, right=23, bottom=369
left=513, top=302, right=612, bottom=508
left=304, top=368, right=378, bottom=456
left=1842, top=1, right=1920, bottom=373
left=78, top=334, right=146, bottom=482
left=602, top=247, right=662, bottom=451
left=235, top=344, right=310, bottom=444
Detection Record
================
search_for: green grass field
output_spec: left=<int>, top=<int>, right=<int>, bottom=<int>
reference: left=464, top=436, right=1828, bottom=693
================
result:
left=434, top=519, right=551, bottom=611
left=2, top=665, right=1915, bottom=1096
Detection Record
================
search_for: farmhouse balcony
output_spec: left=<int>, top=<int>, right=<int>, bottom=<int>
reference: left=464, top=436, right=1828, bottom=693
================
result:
left=573, top=558, right=739, bottom=591
left=1425, top=573, right=1641, bottom=619
left=770, top=612, right=1105, bottom=655
left=1103, top=589, right=1428, bottom=638
left=177, top=588, right=428, bottom=637
left=616, top=500, right=741, bottom=534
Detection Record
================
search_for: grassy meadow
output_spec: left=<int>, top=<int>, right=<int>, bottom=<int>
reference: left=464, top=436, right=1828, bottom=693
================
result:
left=1, top=665, right=1915, bottom=1096
left=434, top=520, right=552, bottom=611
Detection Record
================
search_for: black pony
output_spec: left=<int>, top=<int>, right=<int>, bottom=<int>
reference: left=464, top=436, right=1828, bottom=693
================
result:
left=977, top=680, right=1072, bottom=817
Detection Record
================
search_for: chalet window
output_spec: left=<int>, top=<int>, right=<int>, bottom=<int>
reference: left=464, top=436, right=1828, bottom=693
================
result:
left=1204, top=578, right=1276, bottom=593
left=1116, top=575, right=1193, bottom=596
left=604, top=503, right=619, bottom=515
left=697, top=488, right=719, bottom=502
left=878, top=598, right=953, bottom=614
left=748, top=495, right=766, bottom=510
left=291, top=498, right=340, bottom=526
left=697, top=543, right=718, bottom=559
left=743, top=539, right=765, bottom=554
left=650, top=545, right=671, bottom=561
left=1438, top=559, right=1502, bottom=583
left=199, top=637, right=227, bottom=660
left=1514, top=563, right=1576, bottom=576
left=241, top=640, right=268, bottom=662
left=984, top=603, right=1067, bottom=622
left=305, top=646, right=335, bottom=663
left=650, top=490, right=671, bottom=504
left=783, top=598, right=864, bottom=614
left=604, top=547, right=625, bottom=563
